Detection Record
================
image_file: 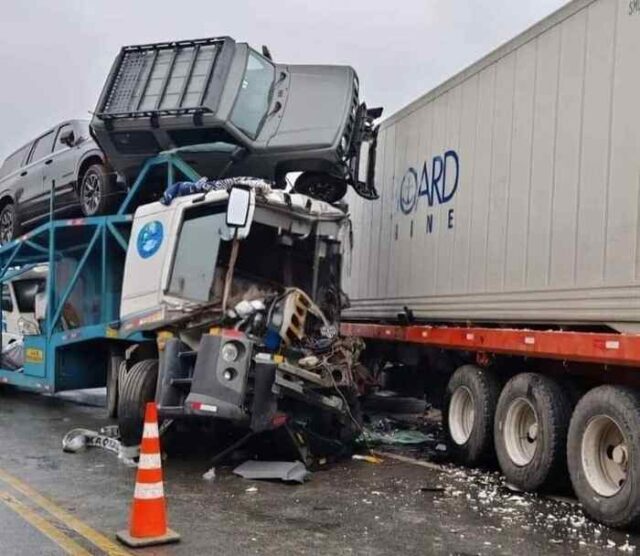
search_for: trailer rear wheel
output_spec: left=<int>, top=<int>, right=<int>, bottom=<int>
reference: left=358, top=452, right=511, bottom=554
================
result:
left=118, top=359, right=159, bottom=447
left=494, top=373, right=571, bottom=491
left=568, top=386, right=640, bottom=528
left=444, top=365, right=500, bottom=466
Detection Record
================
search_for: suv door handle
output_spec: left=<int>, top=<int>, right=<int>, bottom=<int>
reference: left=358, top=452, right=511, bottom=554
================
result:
left=44, top=159, right=53, bottom=165
left=20, top=171, right=27, bottom=177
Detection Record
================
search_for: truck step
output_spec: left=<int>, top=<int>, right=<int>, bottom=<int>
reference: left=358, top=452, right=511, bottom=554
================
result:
left=169, top=378, right=193, bottom=387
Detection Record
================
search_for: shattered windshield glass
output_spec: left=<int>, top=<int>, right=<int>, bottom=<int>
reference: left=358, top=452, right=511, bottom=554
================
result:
left=168, top=206, right=226, bottom=302
left=230, top=50, right=274, bottom=138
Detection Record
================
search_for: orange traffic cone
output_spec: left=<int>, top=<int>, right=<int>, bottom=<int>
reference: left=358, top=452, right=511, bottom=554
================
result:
left=116, top=402, right=180, bottom=547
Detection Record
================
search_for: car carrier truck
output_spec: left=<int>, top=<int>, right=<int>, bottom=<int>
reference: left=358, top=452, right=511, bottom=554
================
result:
left=114, top=168, right=365, bottom=459
left=342, top=0, right=640, bottom=529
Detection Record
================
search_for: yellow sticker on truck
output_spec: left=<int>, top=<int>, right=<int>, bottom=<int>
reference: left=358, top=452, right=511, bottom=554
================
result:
left=25, top=348, right=44, bottom=364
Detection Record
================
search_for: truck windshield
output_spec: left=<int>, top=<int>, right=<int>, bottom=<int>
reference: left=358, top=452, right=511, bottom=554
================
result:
left=230, top=50, right=275, bottom=138
left=168, top=205, right=226, bottom=302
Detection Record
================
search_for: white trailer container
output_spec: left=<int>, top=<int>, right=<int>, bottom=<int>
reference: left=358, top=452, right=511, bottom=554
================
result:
left=345, top=0, right=640, bottom=332
left=341, top=0, right=640, bottom=530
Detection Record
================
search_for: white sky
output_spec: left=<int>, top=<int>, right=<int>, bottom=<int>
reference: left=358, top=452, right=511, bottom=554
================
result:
left=0, top=0, right=568, bottom=159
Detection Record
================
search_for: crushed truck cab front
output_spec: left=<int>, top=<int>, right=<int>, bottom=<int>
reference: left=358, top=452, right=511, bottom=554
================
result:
left=118, top=178, right=363, bottom=451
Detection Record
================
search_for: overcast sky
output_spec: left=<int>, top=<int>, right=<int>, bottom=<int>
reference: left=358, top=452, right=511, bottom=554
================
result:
left=0, top=0, right=568, bottom=159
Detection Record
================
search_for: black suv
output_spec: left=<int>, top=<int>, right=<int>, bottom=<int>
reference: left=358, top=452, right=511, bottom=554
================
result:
left=0, top=119, right=123, bottom=243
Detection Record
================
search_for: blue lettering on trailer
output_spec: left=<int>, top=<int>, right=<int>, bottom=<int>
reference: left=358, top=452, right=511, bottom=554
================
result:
left=398, top=150, right=459, bottom=216
left=137, top=221, right=164, bottom=259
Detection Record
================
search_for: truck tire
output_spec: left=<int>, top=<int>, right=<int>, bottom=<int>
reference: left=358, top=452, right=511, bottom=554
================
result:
left=106, top=352, right=122, bottom=419
left=118, top=359, right=159, bottom=447
left=494, top=373, right=571, bottom=492
left=362, top=393, right=428, bottom=414
left=567, top=385, right=640, bottom=529
left=444, top=365, right=501, bottom=466
left=79, top=164, right=119, bottom=217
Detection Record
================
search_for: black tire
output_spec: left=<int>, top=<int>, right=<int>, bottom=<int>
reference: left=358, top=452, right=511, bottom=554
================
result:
left=118, top=359, right=159, bottom=447
left=362, top=394, right=428, bottom=414
left=0, top=202, right=21, bottom=244
left=494, top=373, right=571, bottom=492
left=293, top=172, right=348, bottom=204
left=444, top=365, right=501, bottom=467
left=106, top=353, right=123, bottom=419
left=79, top=164, right=118, bottom=217
left=568, top=385, right=640, bottom=529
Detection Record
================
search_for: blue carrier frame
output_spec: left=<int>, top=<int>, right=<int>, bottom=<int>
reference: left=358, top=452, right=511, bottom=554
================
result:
left=0, top=151, right=201, bottom=393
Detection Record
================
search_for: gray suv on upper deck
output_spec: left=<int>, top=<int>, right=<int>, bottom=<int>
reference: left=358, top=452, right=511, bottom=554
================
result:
left=91, top=36, right=381, bottom=204
left=0, top=119, right=122, bottom=243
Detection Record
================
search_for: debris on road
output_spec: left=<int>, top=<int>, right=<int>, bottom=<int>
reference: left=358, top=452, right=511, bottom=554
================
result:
left=233, top=460, right=310, bottom=484
left=352, top=454, right=384, bottom=464
left=62, top=426, right=121, bottom=455
left=202, top=468, right=217, bottom=482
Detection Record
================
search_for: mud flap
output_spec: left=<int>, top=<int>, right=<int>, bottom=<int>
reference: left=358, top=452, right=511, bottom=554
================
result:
left=250, top=363, right=278, bottom=432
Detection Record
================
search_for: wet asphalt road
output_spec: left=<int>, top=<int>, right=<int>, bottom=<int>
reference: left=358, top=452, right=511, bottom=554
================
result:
left=1, top=387, right=640, bottom=555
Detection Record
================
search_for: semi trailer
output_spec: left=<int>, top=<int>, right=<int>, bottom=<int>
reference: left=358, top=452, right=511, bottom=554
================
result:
left=342, top=0, right=640, bottom=529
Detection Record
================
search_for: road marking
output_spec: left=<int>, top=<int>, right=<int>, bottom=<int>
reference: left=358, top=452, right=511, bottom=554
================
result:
left=0, top=468, right=131, bottom=556
left=0, top=491, right=90, bottom=556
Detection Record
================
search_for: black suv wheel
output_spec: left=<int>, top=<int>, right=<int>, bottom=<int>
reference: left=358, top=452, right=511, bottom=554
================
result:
left=293, top=172, right=348, bottom=204
left=80, top=164, right=119, bottom=216
left=0, top=203, right=20, bottom=244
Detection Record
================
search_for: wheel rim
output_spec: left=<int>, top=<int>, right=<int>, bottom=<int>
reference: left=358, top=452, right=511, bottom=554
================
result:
left=581, top=415, right=628, bottom=497
left=296, top=177, right=345, bottom=203
left=0, top=207, right=14, bottom=243
left=504, top=397, right=538, bottom=466
left=449, top=386, right=475, bottom=445
left=81, top=173, right=101, bottom=215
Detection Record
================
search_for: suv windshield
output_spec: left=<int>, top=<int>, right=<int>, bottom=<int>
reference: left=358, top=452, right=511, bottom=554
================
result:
left=230, top=50, right=275, bottom=138
left=167, top=205, right=226, bottom=302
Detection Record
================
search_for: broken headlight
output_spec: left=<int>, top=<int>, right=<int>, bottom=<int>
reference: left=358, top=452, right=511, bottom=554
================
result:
left=221, top=341, right=241, bottom=363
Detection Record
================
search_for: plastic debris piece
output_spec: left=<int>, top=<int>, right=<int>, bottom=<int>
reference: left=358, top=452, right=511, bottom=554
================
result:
left=359, top=428, right=433, bottom=446
left=233, top=460, right=310, bottom=484
left=202, top=467, right=216, bottom=481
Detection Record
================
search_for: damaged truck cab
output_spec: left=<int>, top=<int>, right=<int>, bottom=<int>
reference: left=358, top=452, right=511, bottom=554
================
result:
left=117, top=179, right=362, bottom=450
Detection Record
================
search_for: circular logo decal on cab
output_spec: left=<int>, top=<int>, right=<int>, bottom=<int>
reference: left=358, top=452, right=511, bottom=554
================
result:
left=137, top=220, right=164, bottom=259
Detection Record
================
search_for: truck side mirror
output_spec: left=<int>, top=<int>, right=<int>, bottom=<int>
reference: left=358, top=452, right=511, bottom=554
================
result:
left=60, top=128, right=76, bottom=147
left=225, top=186, right=255, bottom=240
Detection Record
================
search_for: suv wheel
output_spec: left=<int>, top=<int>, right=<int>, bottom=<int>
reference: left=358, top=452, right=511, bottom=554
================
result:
left=80, top=164, right=118, bottom=216
left=0, top=203, right=20, bottom=244
left=293, top=172, right=348, bottom=204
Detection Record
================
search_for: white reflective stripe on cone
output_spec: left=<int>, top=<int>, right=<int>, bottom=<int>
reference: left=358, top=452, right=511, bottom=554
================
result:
left=134, top=482, right=164, bottom=500
left=142, top=423, right=160, bottom=439
left=138, top=453, right=162, bottom=470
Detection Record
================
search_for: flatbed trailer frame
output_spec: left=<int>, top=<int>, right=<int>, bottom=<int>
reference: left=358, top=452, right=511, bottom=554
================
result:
left=341, top=322, right=640, bottom=369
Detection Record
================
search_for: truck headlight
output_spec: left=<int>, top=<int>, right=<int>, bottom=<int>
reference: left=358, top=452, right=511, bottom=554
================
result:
left=340, top=136, right=349, bottom=153
left=221, top=342, right=240, bottom=363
